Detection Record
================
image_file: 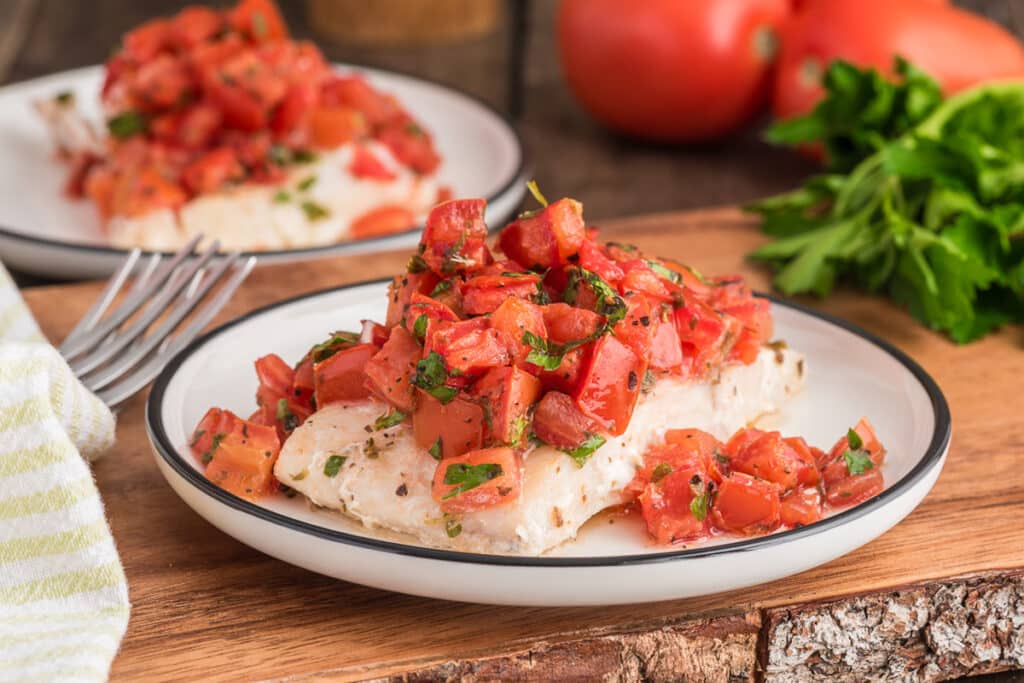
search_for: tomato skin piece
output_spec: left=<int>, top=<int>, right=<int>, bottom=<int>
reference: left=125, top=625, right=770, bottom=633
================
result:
left=461, top=274, right=542, bottom=316
left=254, top=353, right=312, bottom=437
left=131, top=54, right=193, bottom=111
left=649, top=309, right=684, bottom=373
left=308, top=106, right=367, bottom=148
left=541, top=303, right=602, bottom=344
left=619, top=261, right=674, bottom=302
left=773, top=0, right=1024, bottom=121
left=532, top=390, right=597, bottom=451
left=313, top=343, right=375, bottom=406
left=385, top=272, right=439, bottom=329
left=177, top=104, right=223, bottom=149
left=488, top=297, right=546, bottom=368
left=413, top=390, right=485, bottom=459
left=558, top=0, right=791, bottom=142
left=122, top=19, right=170, bottom=63
left=348, top=145, right=396, bottom=181
left=229, top=0, right=290, bottom=42
left=578, top=240, right=624, bottom=284
left=431, top=447, right=521, bottom=513
left=711, top=473, right=782, bottom=535
left=420, top=199, right=491, bottom=275
left=498, top=198, right=585, bottom=269
left=376, top=118, right=441, bottom=175
left=349, top=205, right=416, bottom=239
left=471, top=366, right=542, bottom=446
left=825, top=417, right=886, bottom=468
left=181, top=147, right=244, bottom=195
left=321, top=75, right=402, bottom=127
left=429, top=319, right=509, bottom=378
left=823, top=466, right=884, bottom=507
left=272, top=83, right=318, bottom=137
left=729, top=431, right=817, bottom=492
left=363, top=326, right=420, bottom=412
left=168, top=6, right=223, bottom=50
left=780, top=487, right=823, bottom=527
left=613, top=292, right=656, bottom=362
left=403, top=291, right=459, bottom=340
left=638, top=461, right=710, bottom=544
left=574, top=334, right=645, bottom=436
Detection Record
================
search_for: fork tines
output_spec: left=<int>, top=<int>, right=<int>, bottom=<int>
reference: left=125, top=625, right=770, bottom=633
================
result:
left=59, top=237, right=255, bottom=409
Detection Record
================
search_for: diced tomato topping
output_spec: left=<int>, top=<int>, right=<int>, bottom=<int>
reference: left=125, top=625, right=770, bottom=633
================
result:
left=123, top=19, right=171, bottom=63
left=363, top=326, right=420, bottom=412
left=349, top=205, right=416, bottom=239
left=729, top=431, right=817, bottom=493
left=313, top=343, right=376, bottom=406
left=191, top=408, right=281, bottom=500
left=541, top=303, right=602, bottom=344
left=531, top=390, right=597, bottom=451
left=823, top=465, right=884, bottom=507
left=613, top=293, right=656, bottom=362
left=377, top=119, right=441, bottom=174
left=271, top=83, right=319, bottom=137
left=574, top=334, right=644, bottom=435
left=385, top=272, right=439, bottom=329
left=638, top=458, right=710, bottom=544
left=431, top=447, right=521, bottom=514
left=498, top=198, right=585, bottom=269
left=420, top=199, right=491, bottom=275
left=349, top=145, right=396, bottom=181
left=780, top=487, right=823, bottom=527
left=461, top=274, right=542, bottom=316
left=228, top=0, right=289, bottom=42
left=413, top=391, right=485, bottom=460
left=403, top=292, right=459, bottom=340
left=169, top=7, right=224, bottom=50
left=578, top=240, right=624, bottom=284
left=825, top=417, right=886, bottom=468
left=308, top=105, right=367, bottom=148
left=488, top=297, right=546, bottom=368
left=711, top=473, right=782, bottom=536
left=181, top=147, right=244, bottom=194
left=428, top=318, right=509, bottom=378
left=471, top=366, right=542, bottom=447
left=619, top=260, right=674, bottom=302
left=649, top=307, right=684, bottom=372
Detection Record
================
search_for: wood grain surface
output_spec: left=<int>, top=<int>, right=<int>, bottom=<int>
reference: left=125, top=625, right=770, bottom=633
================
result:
left=19, top=207, right=1024, bottom=681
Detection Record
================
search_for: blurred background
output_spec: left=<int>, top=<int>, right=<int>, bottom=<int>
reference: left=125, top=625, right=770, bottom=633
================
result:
left=0, top=0, right=1015, bottom=224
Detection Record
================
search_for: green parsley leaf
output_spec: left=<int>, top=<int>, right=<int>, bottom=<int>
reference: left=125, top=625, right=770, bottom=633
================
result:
left=276, top=398, right=298, bottom=432
left=442, top=462, right=504, bottom=500
left=297, top=175, right=317, bottom=192
left=646, top=260, right=682, bottom=284
left=55, top=91, right=74, bottom=106
left=190, top=429, right=205, bottom=448
left=301, top=201, right=330, bottom=222
left=651, top=462, right=673, bottom=483
left=107, top=111, right=146, bottom=139
left=561, top=433, right=606, bottom=467
left=310, top=331, right=360, bottom=362
left=526, top=179, right=549, bottom=207
left=374, top=409, right=408, bottom=431
left=201, top=433, right=225, bottom=464
left=323, top=455, right=346, bottom=477
left=412, top=314, right=428, bottom=342
left=411, top=351, right=457, bottom=404
left=428, top=437, right=443, bottom=461
left=844, top=449, right=874, bottom=475
left=430, top=280, right=453, bottom=297
left=293, top=149, right=317, bottom=163
left=847, top=428, right=864, bottom=451
left=522, top=330, right=563, bottom=370
left=251, top=11, right=268, bottom=39
left=407, top=254, right=428, bottom=273
left=272, top=190, right=291, bottom=204
left=444, top=514, right=462, bottom=538
left=690, top=491, right=710, bottom=521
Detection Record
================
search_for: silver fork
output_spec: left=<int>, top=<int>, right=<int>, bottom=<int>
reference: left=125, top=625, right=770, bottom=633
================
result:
left=59, top=237, right=256, bottom=409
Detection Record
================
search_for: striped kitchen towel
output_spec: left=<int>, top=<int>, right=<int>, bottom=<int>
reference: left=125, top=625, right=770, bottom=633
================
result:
left=0, top=264, right=129, bottom=682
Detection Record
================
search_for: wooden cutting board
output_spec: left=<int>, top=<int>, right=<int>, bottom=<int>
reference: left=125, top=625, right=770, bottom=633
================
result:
left=22, top=207, right=1024, bottom=682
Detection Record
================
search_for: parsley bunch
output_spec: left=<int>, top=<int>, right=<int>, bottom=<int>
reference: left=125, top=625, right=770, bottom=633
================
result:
left=749, top=59, right=1024, bottom=342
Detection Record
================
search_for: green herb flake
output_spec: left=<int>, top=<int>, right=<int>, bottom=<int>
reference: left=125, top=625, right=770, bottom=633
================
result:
left=844, top=449, right=874, bottom=476
left=374, top=409, right=408, bottom=431
left=847, top=428, right=864, bottom=451
left=107, top=110, right=147, bottom=139
left=442, top=462, right=504, bottom=500
left=562, top=433, right=606, bottom=468
left=690, top=490, right=710, bottom=521
left=251, top=11, right=267, bottom=39
left=407, top=254, right=428, bottom=273
left=272, top=190, right=291, bottom=204
left=293, top=149, right=317, bottom=163
left=190, top=429, right=205, bottom=448
left=646, top=260, right=682, bottom=284
left=364, top=437, right=380, bottom=459
left=323, top=455, right=347, bottom=477
left=201, top=432, right=225, bottom=463
left=297, top=175, right=317, bottom=192
left=526, top=179, right=549, bottom=207
left=444, top=514, right=462, bottom=538
left=430, top=279, right=453, bottom=297
left=411, top=351, right=458, bottom=403
left=55, top=91, right=74, bottom=106
left=651, top=462, right=673, bottom=483
left=300, top=200, right=330, bottom=222
left=310, top=331, right=360, bottom=362
left=276, top=398, right=299, bottom=432
left=428, top=437, right=443, bottom=461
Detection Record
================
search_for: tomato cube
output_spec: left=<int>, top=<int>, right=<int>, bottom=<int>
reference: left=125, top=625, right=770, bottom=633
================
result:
left=613, top=292, right=656, bottom=361
left=541, top=303, right=602, bottom=344
left=532, top=390, right=597, bottom=451
left=498, top=198, right=585, bottom=269
left=413, top=390, right=485, bottom=460
left=489, top=297, right=546, bottom=368
left=462, top=274, right=541, bottom=315
left=403, top=292, right=459, bottom=341
left=386, top=271, right=439, bottom=329
left=428, top=318, right=509, bottom=378
left=638, top=461, right=711, bottom=544
left=710, top=473, right=782, bottom=535
left=363, top=326, right=420, bottom=412
left=420, top=199, right=491, bottom=274
left=780, top=487, right=823, bottom=527
left=729, top=431, right=817, bottom=492
left=577, top=240, right=624, bottom=284
left=574, top=334, right=645, bottom=435
left=471, top=366, right=542, bottom=446
left=191, top=408, right=281, bottom=500
left=313, top=343, right=376, bottom=406
left=431, top=447, right=521, bottom=513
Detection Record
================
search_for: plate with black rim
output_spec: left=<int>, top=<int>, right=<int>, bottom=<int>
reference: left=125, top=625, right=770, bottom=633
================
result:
left=0, top=65, right=527, bottom=279
left=145, top=279, right=951, bottom=606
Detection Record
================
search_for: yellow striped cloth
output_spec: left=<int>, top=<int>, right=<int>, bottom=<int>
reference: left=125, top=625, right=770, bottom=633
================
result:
left=0, top=264, right=129, bottom=682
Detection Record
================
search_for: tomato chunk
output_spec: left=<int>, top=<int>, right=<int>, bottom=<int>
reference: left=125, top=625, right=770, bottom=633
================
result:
left=498, top=198, right=585, bottom=269
left=363, top=326, right=420, bottom=412
left=613, top=292, right=656, bottom=362
left=574, top=334, right=644, bottom=435
left=191, top=407, right=281, bottom=500
left=386, top=271, right=439, bottom=329
left=254, top=353, right=311, bottom=437
left=710, top=473, right=781, bottom=536
left=420, top=199, right=491, bottom=275
left=780, top=487, right=823, bottom=527
left=308, top=106, right=367, bottom=148
left=432, top=447, right=521, bottom=513
left=489, top=297, right=546, bottom=368
left=729, top=431, right=817, bottom=492
left=471, top=366, right=542, bottom=447
left=461, top=274, right=541, bottom=315
left=542, top=303, right=602, bottom=344
left=638, top=458, right=710, bottom=544
left=826, top=417, right=886, bottom=468
left=413, top=391, right=485, bottom=459
left=532, top=390, right=597, bottom=451
left=313, top=343, right=375, bottom=406
left=229, top=0, right=289, bottom=41
left=428, top=318, right=509, bottom=378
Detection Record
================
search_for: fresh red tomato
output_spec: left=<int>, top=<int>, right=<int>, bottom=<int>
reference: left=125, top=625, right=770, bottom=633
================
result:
left=541, top=303, right=602, bottom=344
left=313, top=343, right=376, bottom=406
left=131, top=54, right=192, bottom=110
left=177, top=104, right=223, bottom=149
left=385, top=271, right=439, bottom=329
left=349, top=206, right=416, bottom=239
left=168, top=6, right=223, bottom=50
left=773, top=0, right=1024, bottom=121
left=191, top=407, right=281, bottom=500
left=729, top=430, right=817, bottom=492
left=403, top=291, right=459, bottom=342
left=348, top=145, right=396, bottom=181
left=488, top=297, right=547, bottom=368
left=413, top=391, right=485, bottom=459
left=181, top=147, right=244, bottom=194
left=432, top=447, right=521, bottom=513
left=308, top=105, right=367, bottom=148
left=574, top=334, right=645, bottom=435
left=229, top=0, right=289, bottom=42
left=663, top=428, right=728, bottom=483
left=638, top=457, right=711, bottom=544
left=471, top=366, right=542, bottom=447
left=531, top=390, right=598, bottom=451
left=825, top=417, right=886, bottom=468
left=780, top=486, right=823, bottom=527
left=461, top=273, right=542, bottom=316
left=578, top=240, right=624, bottom=285
left=649, top=308, right=684, bottom=373
left=711, top=473, right=782, bottom=535
left=558, top=0, right=791, bottom=142
left=363, top=326, right=420, bottom=412
left=823, top=466, right=884, bottom=507
left=538, top=346, right=589, bottom=395
left=613, top=293, right=656, bottom=362
left=420, top=199, right=491, bottom=275
left=321, top=75, right=402, bottom=127
left=428, top=318, right=509, bottom=378
left=376, top=119, right=441, bottom=175
left=498, top=198, right=585, bottom=269
left=122, top=19, right=170, bottom=63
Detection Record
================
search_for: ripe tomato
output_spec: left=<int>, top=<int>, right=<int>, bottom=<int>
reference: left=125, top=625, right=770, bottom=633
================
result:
left=428, top=319, right=509, bottom=378
left=557, top=0, right=790, bottom=142
left=461, top=273, right=542, bottom=315
left=498, top=198, right=585, bottom=269
left=420, top=199, right=491, bottom=275
left=532, top=390, right=597, bottom=451
left=413, top=391, right=485, bottom=460
left=431, top=447, right=521, bottom=513
left=385, top=271, right=439, bottom=329
left=471, top=366, right=542, bottom=447
left=192, top=407, right=281, bottom=500
left=711, top=473, right=782, bottom=535
left=488, top=297, right=547, bottom=368
left=313, top=343, right=376, bottom=406
left=574, top=334, right=645, bottom=435
left=542, top=303, right=602, bottom=344
left=363, top=326, right=420, bottom=412
left=729, top=430, right=817, bottom=492
left=181, top=147, right=244, bottom=194
left=349, top=206, right=416, bottom=239
left=774, top=0, right=1024, bottom=120
left=780, top=486, right=822, bottom=527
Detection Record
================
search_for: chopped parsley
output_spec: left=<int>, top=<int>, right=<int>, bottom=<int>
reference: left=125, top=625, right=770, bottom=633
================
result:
left=293, top=149, right=317, bottom=163
left=651, top=462, right=673, bottom=483
left=364, top=437, right=380, bottom=459
left=272, top=190, right=291, bottom=204
left=689, top=475, right=710, bottom=521
left=430, top=280, right=453, bottom=297
left=847, top=428, right=864, bottom=451
left=411, top=351, right=458, bottom=403
left=323, top=455, right=346, bottom=477
left=526, top=179, right=549, bottom=207
left=509, top=415, right=530, bottom=447
left=201, top=433, right=226, bottom=463
left=563, top=267, right=627, bottom=328
left=251, top=10, right=267, bottom=39
left=407, top=254, right=428, bottom=273
left=276, top=398, right=299, bottom=432
left=412, top=314, right=428, bottom=342
left=444, top=514, right=462, bottom=538
left=844, top=449, right=874, bottom=475
left=190, top=429, right=205, bottom=448
left=55, top=91, right=74, bottom=105
left=522, top=330, right=566, bottom=371
left=310, top=331, right=360, bottom=362
left=428, top=437, right=443, bottom=461
left=442, top=462, right=503, bottom=500
left=301, top=200, right=330, bottom=221
left=374, top=409, right=408, bottom=431
left=107, top=110, right=146, bottom=139
left=561, top=433, right=606, bottom=467
left=297, top=175, right=317, bottom=191
left=646, top=260, right=682, bottom=284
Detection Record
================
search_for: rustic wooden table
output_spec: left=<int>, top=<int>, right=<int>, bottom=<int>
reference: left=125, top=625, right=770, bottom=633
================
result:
left=3, top=1, right=1024, bottom=681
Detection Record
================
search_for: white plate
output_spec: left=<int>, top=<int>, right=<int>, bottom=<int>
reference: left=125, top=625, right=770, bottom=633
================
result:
left=0, top=66, right=527, bottom=279
left=146, top=282, right=950, bottom=606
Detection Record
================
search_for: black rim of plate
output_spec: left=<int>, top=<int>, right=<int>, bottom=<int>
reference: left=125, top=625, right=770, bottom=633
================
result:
left=0, top=64, right=529, bottom=261
left=147, top=279, right=952, bottom=568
